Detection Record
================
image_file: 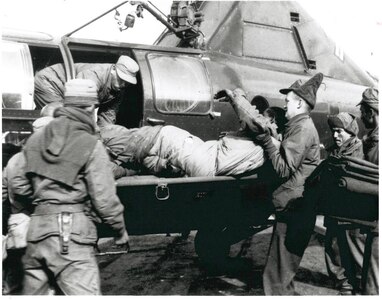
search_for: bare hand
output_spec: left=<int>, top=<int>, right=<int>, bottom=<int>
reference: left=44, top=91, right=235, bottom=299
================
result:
left=114, top=230, right=129, bottom=246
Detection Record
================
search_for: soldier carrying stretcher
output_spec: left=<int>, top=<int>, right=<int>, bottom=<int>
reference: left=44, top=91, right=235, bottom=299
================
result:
left=10, top=79, right=129, bottom=295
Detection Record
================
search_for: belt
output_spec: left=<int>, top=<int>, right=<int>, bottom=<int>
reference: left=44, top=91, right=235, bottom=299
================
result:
left=33, top=203, right=85, bottom=215
left=33, top=203, right=86, bottom=255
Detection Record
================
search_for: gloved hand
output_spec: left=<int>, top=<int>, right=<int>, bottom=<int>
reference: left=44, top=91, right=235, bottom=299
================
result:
left=255, top=131, right=279, bottom=159
left=214, top=89, right=232, bottom=102
left=219, top=131, right=228, bottom=139
left=165, top=163, right=185, bottom=177
left=249, top=118, right=271, bottom=141
left=254, top=131, right=271, bottom=145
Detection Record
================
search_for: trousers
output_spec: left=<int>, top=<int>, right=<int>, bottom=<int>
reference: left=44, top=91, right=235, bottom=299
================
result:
left=262, top=209, right=316, bottom=295
left=324, top=220, right=364, bottom=292
left=362, top=231, right=379, bottom=295
left=22, top=236, right=101, bottom=295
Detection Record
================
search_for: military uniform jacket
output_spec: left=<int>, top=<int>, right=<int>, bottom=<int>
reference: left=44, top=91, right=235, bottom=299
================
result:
left=34, top=63, right=115, bottom=106
left=11, top=141, right=126, bottom=245
left=266, top=113, right=320, bottom=211
left=2, top=152, right=31, bottom=215
left=229, top=90, right=279, bottom=138
left=363, top=125, right=379, bottom=165
left=75, top=63, right=115, bottom=105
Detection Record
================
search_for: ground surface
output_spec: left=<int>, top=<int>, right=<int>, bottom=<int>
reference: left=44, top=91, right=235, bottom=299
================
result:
left=97, top=226, right=339, bottom=296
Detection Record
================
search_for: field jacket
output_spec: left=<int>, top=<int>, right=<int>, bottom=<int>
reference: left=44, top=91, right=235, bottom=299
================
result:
left=263, top=113, right=320, bottom=211
left=11, top=141, right=126, bottom=245
left=363, top=125, right=379, bottom=165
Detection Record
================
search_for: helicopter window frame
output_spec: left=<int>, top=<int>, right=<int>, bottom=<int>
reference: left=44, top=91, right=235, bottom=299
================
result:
left=242, top=21, right=306, bottom=71
left=146, top=52, right=213, bottom=116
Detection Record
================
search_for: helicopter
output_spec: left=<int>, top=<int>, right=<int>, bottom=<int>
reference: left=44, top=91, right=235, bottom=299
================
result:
left=2, top=1, right=377, bottom=261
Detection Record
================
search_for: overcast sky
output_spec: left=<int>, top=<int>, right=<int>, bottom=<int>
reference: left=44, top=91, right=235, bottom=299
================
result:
left=2, top=0, right=381, bottom=77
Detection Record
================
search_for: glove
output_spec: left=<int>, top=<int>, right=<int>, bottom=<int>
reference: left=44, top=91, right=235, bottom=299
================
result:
left=214, top=89, right=232, bottom=102
left=165, top=163, right=185, bottom=177
left=249, top=117, right=271, bottom=142
left=254, top=132, right=271, bottom=145
left=251, top=126, right=279, bottom=160
left=219, top=131, right=228, bottom=139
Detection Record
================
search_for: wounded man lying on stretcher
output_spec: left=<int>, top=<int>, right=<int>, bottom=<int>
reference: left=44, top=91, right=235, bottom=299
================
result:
left=99, top=88, right=281, bottom=179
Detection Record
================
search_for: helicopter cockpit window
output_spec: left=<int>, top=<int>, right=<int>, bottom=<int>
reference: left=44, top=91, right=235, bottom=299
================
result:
left=243, top=23, right=305, bottom=72
left=147, top=53, right=212, bottom=115
left=1, top=41, right=34, bottom=109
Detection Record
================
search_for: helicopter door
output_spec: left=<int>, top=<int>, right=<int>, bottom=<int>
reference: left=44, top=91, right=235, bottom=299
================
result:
left=133, top=49, right=224, bottom=140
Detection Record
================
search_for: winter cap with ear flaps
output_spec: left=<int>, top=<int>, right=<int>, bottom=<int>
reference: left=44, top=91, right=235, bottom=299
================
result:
left=327, top=112, right=359, bottom=136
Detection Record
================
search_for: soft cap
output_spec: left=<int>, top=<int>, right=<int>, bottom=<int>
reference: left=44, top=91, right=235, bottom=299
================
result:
left=357, top=88, right=378, bottom=112
left=115, top=56, right=139, bottom=84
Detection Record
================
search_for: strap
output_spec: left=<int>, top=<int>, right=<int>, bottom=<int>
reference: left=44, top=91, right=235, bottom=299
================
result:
left=58, top=212, right=73, bottom=255
left=33, top=203, right=85, bottom=215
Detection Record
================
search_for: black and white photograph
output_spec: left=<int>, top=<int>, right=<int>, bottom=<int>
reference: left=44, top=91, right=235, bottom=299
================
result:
left=1, top=0, right=380, bottom=296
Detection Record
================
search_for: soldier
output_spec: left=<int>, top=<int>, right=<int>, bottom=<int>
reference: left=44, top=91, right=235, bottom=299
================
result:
left=11, top=79, right=129, bottom=295
left=357, top=87, right=379, bottom=295
left=99, top=123, right=147, bottom=179
left=324, top=112, right=364, bottom=295
left=99, top=88, right=282, bottom=179
left=2, top=116, right=56, bottom=295
left=358, top=88, right=379, bottom=165
left=2, top=103, right=64, bottom=295
left=34, top=56, right=139, bottom=126
left=254, top=73, right=323, bottom=295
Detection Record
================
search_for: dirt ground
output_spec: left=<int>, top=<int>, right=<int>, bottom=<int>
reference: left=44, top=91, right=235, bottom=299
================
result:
left=97, top=227, right=339, bottom=296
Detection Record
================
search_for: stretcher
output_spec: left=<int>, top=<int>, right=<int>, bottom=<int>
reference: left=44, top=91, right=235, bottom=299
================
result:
left=316, top=156, right=378, bottom=223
